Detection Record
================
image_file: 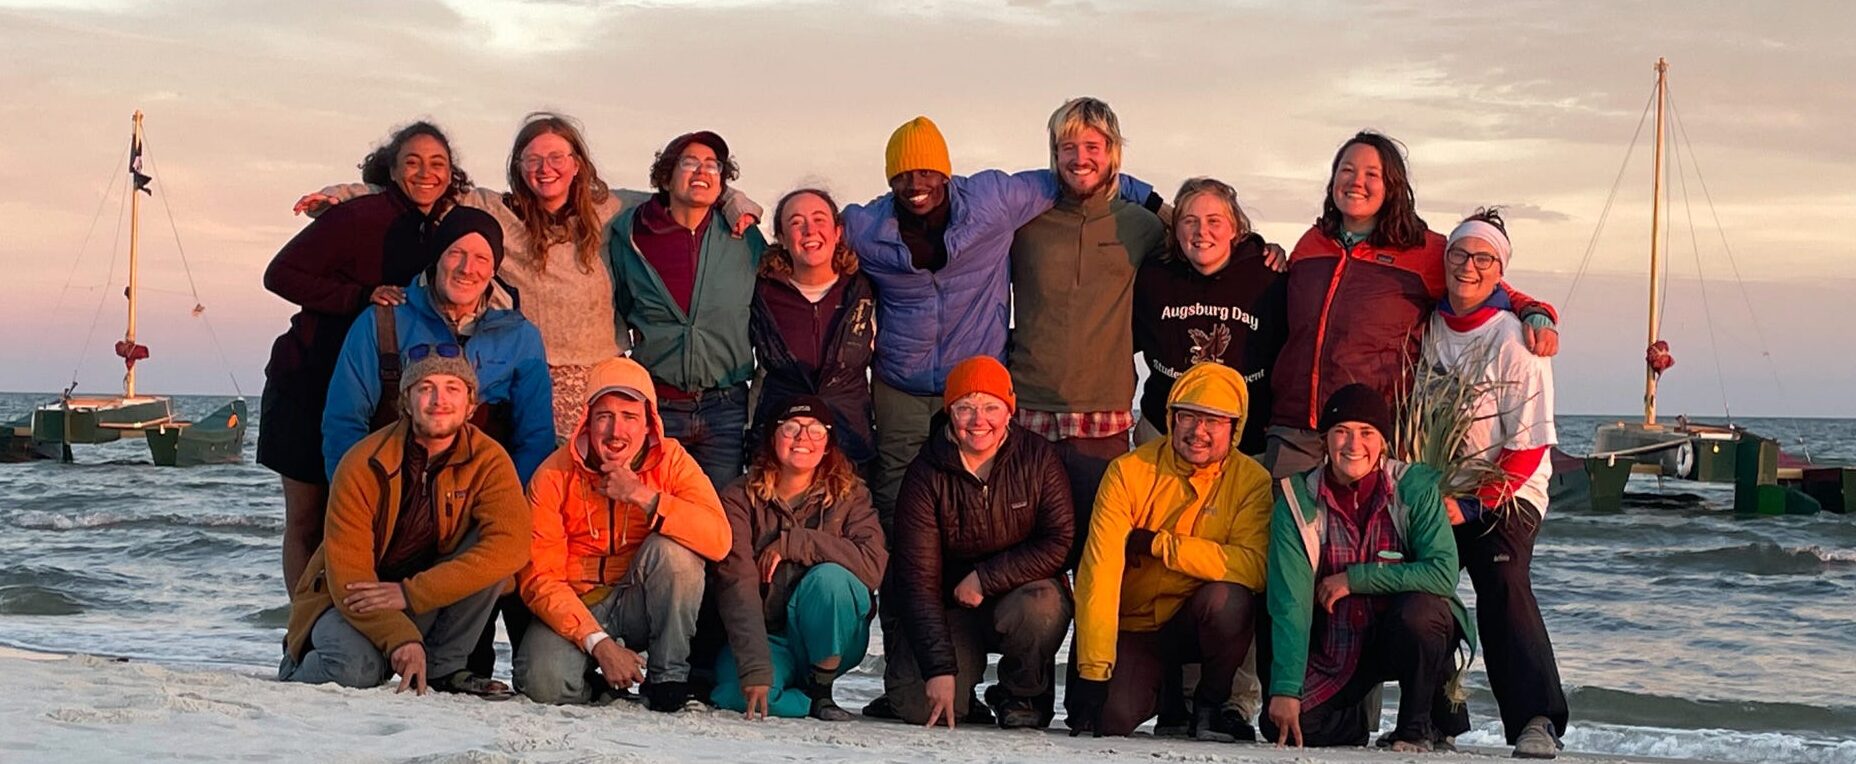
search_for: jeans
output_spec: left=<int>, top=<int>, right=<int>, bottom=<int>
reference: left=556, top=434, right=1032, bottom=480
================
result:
left=1049, top=431, right=1132, bottom=569
left=656, top=382, right=749, bottom=492
left=278, top=583, right=500, bottom=689
left=870, top=378, right=942, bottom=528
left=711, top=563, right=873, bottom=718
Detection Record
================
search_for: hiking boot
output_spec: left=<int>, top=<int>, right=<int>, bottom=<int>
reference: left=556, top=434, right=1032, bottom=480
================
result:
left=1218, top=707, right=1258, bottom=742
left=640, top=680, right=700, bottom=713
left=861, top=693, right=898, bottom=719
left=1188, top=703, right=1237, bottom=743
left=810, top=696, right=854, bottom=722
left=1513, top=716, right=1562, bottom=759
left=994, top=695, right=1044, bottom=729
left=1154, top=697, right=1192, bottom=737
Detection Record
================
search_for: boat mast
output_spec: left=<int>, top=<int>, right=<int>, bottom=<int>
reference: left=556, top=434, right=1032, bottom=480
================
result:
left=126, top=110, right=143, bottom=399
left=1644, top=58, right=1667, bottom=425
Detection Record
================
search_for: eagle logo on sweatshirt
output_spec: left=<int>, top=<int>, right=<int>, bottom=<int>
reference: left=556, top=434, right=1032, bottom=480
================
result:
left=1188, top=325, right=1232, bottom=365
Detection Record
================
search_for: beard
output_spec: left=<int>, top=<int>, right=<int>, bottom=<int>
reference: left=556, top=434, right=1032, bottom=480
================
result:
left=411, top=410, right=468, bottom=441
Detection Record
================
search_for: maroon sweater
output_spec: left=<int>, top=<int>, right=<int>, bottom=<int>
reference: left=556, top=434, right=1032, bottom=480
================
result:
left=631, top=196, right=713, bottom=315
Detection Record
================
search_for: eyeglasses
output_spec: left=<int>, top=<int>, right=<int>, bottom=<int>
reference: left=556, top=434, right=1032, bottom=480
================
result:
left=520, top=152, right=577, bottom=172
left=1173, top=410, right=1234, bottom=431
left=676, top=157, right=723, bottom=175
left=406, top=342, right=464, bottom=362
left=948, top=401, right=1008, bottom=421
left=777, top=420, right=831, bottom=440
left=1445, top=249, right=1502, bottom=271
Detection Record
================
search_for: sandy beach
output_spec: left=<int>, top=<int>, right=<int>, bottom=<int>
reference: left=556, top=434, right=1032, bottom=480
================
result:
left=0, top=647, right=1675, bottom=764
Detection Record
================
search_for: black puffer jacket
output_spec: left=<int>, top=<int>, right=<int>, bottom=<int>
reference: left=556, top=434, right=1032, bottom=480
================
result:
left=889, top=416, right=1074, bottom=679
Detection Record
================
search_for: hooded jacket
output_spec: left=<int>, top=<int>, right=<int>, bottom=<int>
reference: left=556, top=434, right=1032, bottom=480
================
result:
left=517, top=357, right=732, bottom=648
left=889, top=417, right=1075, bottom=680
left=844, top=170, right=1154, bottom=396
left=748, top=272, right=878, bottom=466
left=283, top=420, right=531, bottom=660
left=713, top=477, right=887, bottom=688
left=1072, top=363, right=1274, bottom=682
left=321, top=279, right=554, bottom=485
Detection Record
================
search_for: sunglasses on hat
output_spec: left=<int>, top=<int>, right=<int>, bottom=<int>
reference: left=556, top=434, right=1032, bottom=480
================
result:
left=406, top=342, right=464, bottom=362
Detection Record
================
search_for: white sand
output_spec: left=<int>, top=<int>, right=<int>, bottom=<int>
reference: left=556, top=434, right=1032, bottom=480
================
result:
left=1, top=649, right=1658, bottom=764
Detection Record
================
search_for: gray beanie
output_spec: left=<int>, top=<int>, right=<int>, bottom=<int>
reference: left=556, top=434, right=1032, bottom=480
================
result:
left=399, top=350, right=478, bottom=410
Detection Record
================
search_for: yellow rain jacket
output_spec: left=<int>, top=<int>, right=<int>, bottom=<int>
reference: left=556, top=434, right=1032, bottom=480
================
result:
left=1072, top=362, right=1273, bottom=682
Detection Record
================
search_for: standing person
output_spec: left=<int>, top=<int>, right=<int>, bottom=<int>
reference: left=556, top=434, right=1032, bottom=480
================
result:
left=293, top=112, right=762, bottom=442
left=711, top=396, right=887, bottom=721
left=749, top=189, right=878, bottom=477
left=883, top=356, right=1076, bottom=730
left=1063, top=362, right=1273, bottom=742
left=1134, top=177, right=1289, bottom=456
left=605, top=131, right=767, bottom=490
left=1006, top=97, right=1166, bottom=564
left=278, top=349, right=530, bottom=697
left=842, top=115, right=1157, bottom=523
left=513, top=356, right=731, bottom=711
left=263, top=120, right=470, bottom=591
left=1427, top=209, right=1568, bottom=758
left=1266, top=131, right=1560, bottom=480
left=1259, top=384, right=1473, bottom=751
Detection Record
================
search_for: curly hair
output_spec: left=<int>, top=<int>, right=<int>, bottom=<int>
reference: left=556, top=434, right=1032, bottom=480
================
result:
left=1315, top=130, right=1426, bottom=250
left=1461, top=205, right=1508, bottom=235
left=358, top=120, right=472, bottom=204
left=743, top=419, right=862, bottom=508
left=504, top=112, right=612, bottom=274
left=647, top=132, right=738, bottom=194
left=760, top=188, right=859, bottom=279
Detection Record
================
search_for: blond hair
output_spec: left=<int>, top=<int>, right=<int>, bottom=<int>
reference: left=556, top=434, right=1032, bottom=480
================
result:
left=1165, top=177, right=1254, bottom=261
left=1047, top=97, right=1123, bottom=196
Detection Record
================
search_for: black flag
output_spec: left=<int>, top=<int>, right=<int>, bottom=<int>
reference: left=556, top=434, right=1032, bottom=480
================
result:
left=130, top=133, right=153, bottom=195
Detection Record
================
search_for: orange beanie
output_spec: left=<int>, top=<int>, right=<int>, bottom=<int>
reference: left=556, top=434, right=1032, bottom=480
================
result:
left=885, top=116, right=953, bottom=181
left=943, top=356, right=1015, bottom=413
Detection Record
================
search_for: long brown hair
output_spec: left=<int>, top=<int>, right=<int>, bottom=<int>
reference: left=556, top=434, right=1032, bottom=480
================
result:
left=759, top=188, right=859, bottom=279
left=1316, top=130, right=1427, bottom=250
left=744, top=420, right=861, bottom=507
left=505, top=112, right=611, bottom=273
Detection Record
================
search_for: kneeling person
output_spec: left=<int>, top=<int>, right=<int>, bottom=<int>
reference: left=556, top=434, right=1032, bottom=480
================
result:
left=279, top=352, right=532, bottom=697
left=1066, top=363, right=1272, bottom=741
left=514, top=357, right=731, bottom=710
left=711, top=396, right=887, bottom=721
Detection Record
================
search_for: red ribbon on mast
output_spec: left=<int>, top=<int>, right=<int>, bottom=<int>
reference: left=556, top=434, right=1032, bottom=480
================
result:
left=1646, top=340, right=1675, bottom=377
left=115, top=339, right=150, bottom=371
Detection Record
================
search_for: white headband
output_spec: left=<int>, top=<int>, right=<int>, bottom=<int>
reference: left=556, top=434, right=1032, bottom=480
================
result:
left=1447, top=220, right=1512, bottom=272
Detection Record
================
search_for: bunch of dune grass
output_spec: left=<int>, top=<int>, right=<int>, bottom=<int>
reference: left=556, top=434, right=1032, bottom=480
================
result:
left=1395, top=335, right=1524, bottom=520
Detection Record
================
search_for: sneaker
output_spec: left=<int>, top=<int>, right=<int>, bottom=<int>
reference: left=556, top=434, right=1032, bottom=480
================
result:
left=994, top=696, right=1045, bottom=730
left=810, top=696, right=854, bottom=722
left=1513, top=716, right=1562, bottom=759
left=641, top=680, right=699, bottom=713
left=1217, top=707, right=1258, bottom=742
left=1188, top=703, right=1236, bottom=743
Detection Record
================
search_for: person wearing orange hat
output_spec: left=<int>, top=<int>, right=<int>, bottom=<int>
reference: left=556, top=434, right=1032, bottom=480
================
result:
left=880, top=356, right=1076, bottom=731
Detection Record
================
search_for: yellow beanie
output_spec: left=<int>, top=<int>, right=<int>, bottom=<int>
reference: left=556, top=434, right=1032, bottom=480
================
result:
left=885, top=116, right=953, bottom=181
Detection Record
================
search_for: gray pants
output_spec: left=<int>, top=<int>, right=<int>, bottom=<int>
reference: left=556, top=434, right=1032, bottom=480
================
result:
left=870, top=378, right=942, bottom=527
left=883, top=578, right=1073, bottom=725
left=1264, top=426, right=1325, bottom=481
left=278, top=583, right=500, bottom=689
left=513, top=534, right=707, bottom=704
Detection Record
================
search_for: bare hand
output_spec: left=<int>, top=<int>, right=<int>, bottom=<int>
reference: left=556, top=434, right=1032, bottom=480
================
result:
left=952, top=572, right=983, bottom=608
left=742, top=684, right=771, bottom=720
left=923, top=674, right=957, bottom=729
left=1525, top=324, right=1560, bottom=357
left=1316, top=572, right=1351, bottom=613
left=390, top=642, right=427, bottom=695
left=1268, top=695, right=1303, bottom=748
left=1263, top=242, right=1289, bottom=272
left=293, top=192, right=340, bottom=216
left=343, top=581, right=408, bottom=614
left=1445, top=496, right=1466, bottom=526
left=599, top=461, right=654, bottom=506
left=370, top=285, right=406, bottom=306
left=757, top=547, right=782, bottom=585
left=731, top=213, right=757, bottom=238
left=591, top=639, right=646, bottom=689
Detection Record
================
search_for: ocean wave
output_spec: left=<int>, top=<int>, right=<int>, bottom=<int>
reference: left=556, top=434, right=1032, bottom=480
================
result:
left=1623, top=541, right=1855, bottom=576
left=1568, top=685, right=1856, bottom=738
left=0, top=566, right=140, bottom=614
left=6, top=509, right=282, bottom=534
left=0, top=585, right=86, bottom=616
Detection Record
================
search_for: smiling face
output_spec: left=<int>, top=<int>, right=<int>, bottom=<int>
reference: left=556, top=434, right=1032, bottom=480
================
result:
left=584, top=393, right=649, bottom=468
left=889, top=170, right=949, bottom=216
left=667, top=142, right=723, bottom=210
left=433, top=232, right=496, bottom=308
left=393, top=134, right=452, bottom=212
left=1175, top=191, right=1239, bottom=274
left=1446, top=236, right=1503, bottom=310
left=772, top=416, right=830, bottom=474
left=407, top=374, right=472, bottom=442
left=519, top=131, right=578, bottom=211
left=1056, top=126, right=1111, bottom=198
left=1170, top=408, right=1235, bottom=467
left=779, top=192, right=843, bottom=274
left=947, top=392, right=1010, bottom=456
left=1325, top=422, right=1386, bottom=483
left=1329, top=142, right=1386, bottom=231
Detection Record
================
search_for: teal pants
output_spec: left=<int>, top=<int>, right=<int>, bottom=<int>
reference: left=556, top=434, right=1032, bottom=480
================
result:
left=712, top=563, right=873, bottom=717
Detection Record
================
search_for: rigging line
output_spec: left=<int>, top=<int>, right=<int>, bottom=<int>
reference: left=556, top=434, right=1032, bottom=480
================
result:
left=1657, top=106, right=1675, bottom=335
left=1561, top=84, right=1658, bottom=308
left=140, top=126, right=247, bottom=396
left=1666, top=91, right=1788, bottom=398
left=1668, top=107, right=1732, bottom=422
left=50, top=146, right=128, bottom=318
left=69, top=173, right=132, bottom=388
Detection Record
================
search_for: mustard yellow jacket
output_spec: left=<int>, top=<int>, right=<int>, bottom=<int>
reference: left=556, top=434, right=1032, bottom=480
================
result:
left=1072, top=362, right=1273, bottom=682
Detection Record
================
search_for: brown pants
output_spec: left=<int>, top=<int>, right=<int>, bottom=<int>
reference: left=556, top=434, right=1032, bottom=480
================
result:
left=883, top=578, right=1073, bottom=725
left=1095, top=582, right=1259, bottom=735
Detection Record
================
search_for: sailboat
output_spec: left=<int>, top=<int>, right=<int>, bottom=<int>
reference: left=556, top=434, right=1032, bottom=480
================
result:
left=3, top=111, right=247, bottom=466
left=1555, top=60, right=1851, bottom=515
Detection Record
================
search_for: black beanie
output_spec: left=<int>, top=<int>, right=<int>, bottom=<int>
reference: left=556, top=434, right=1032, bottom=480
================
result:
left=1317, top=383, right=1393, bottom=438
left=427, top=206, right=506, bottom=271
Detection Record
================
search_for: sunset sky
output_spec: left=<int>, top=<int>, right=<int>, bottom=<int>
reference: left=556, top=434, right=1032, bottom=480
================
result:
left=2, top=0, right=1852, bottom=417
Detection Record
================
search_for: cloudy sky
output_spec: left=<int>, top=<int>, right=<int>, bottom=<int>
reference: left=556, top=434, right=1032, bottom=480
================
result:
left=2, top=0, right=1852, bottom=417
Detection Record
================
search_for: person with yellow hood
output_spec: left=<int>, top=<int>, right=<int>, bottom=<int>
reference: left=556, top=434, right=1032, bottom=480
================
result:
left=1064, top=362, right=1273, bottom=742
left=512, top=356, right=732, bottom=712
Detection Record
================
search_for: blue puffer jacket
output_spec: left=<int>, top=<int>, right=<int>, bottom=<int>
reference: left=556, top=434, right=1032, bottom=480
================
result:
left=843, top=170, right=1153, bottom=395
left=321, top=279, right=555, bottom=484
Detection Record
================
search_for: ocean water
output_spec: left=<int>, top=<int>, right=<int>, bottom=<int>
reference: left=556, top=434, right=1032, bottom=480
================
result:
left=1, top=392, right=1852, bottom=763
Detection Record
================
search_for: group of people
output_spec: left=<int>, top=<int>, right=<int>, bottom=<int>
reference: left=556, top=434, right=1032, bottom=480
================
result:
left=258, top=98, right=1569, bottom=758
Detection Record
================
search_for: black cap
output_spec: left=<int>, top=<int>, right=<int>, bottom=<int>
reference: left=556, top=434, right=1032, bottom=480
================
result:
left=1317, top=383, right=1393, bottom=438
left=427, top=205, right=506, bottom=270
left=771, top=395, right=830, bottom=426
